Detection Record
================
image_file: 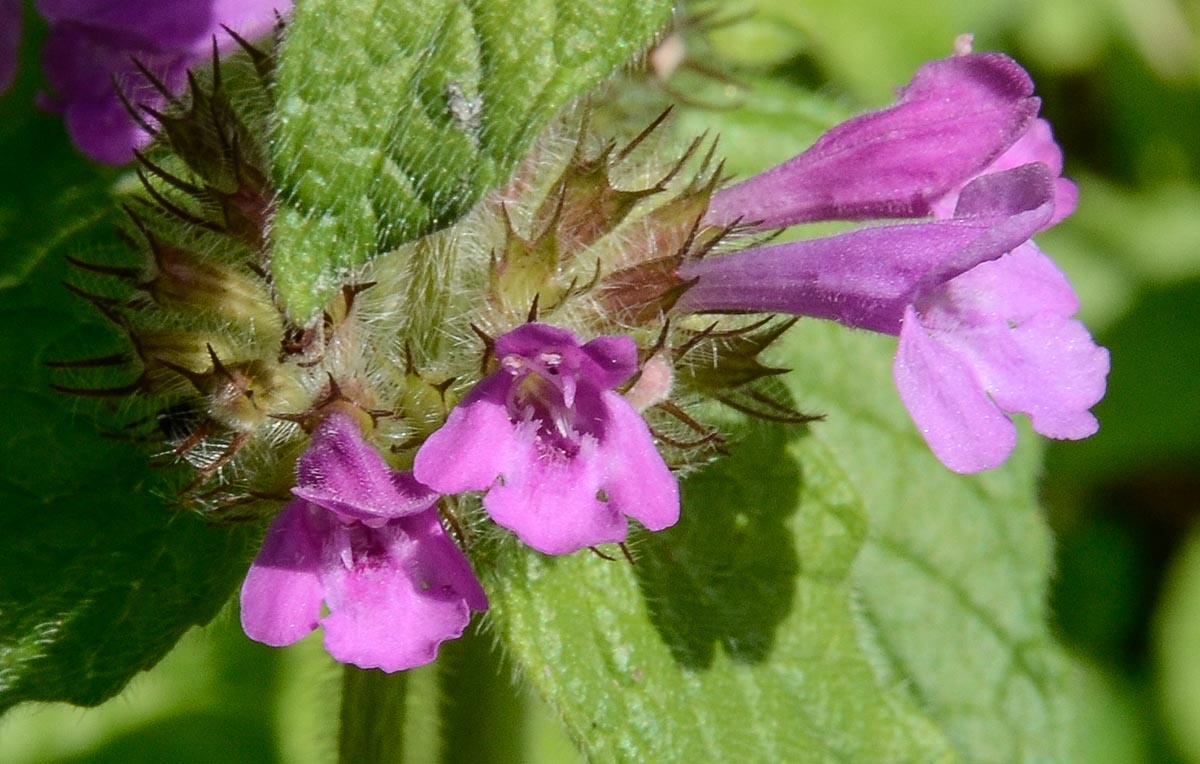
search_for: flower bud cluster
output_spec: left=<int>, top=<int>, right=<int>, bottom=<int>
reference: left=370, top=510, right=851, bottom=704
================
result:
left=56, top=41, right=777, bottom=526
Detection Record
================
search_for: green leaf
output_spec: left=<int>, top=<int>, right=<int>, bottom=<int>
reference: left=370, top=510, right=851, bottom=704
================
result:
left=484, top=319, right=1074, bottom=762
left=0, top=617, right=282, bottom=764
left=1064, top=654, right=1152, bottom=764
left=483, top=416, right=957, bottom=763
left=0, top=37, right=256, bottom=712
left=270, top=0, right=673, bottom=320
left=0, top=16, right=117, bottom=291
left=0, top=213, right=257, bottom=713
left=779, top=322, right=1075, bottom=764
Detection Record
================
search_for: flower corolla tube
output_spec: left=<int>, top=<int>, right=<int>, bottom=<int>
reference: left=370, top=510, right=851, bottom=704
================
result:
left=677, top=52, right=1109, bottom=472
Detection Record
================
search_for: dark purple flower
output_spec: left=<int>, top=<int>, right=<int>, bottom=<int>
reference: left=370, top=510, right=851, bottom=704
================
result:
left=240, top=410, right=487, bottom=672
left=0, top=0, right=19, bottom=94
left=678, top=52, right=1109, bottom=473
left=36, top=0, right=290, bottom=164
left=413, top=323, right=679, bottom=555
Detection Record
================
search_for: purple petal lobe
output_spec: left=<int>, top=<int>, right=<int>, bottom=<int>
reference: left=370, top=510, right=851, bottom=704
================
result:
left=413, top=375, right=518, bottom=494
left=35, top=0, right=291, bottom=164
left=294, top=410, right=437, bottom=522
left=39, top=24, right=185, bottom=163
left=579, top=335, right=640, bottom=390
left=240, top=500, right=325, bottom=646
left=931, top=119, right=1077, bottom=224
left=915, top=245, right=1109, bottom=441
left=494, top=322, right=579, bottom=358
left=38, top=0, right=216, bottom=46
left=594, top=391, right=679, bottom=532
left=706, top=53, right=1038, bottom=228
left=952, top=163, right=1055, bottom=218
left=415, top=323, right=679, bottom=555
left=894, top=307, right=1018, bottom=473
left=320, top=510, right=486, bottom=672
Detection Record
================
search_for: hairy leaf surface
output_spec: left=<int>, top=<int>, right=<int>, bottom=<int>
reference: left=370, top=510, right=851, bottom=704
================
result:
left=271, top=0, right=672, bottom=319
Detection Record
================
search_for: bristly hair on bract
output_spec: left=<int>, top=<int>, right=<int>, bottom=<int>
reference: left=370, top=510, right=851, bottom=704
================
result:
left=51, top=22, right=819, bottom=541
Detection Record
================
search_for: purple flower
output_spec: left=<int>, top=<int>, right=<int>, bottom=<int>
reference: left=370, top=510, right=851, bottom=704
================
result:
left=240, top=410, right=487, bottom=672
left=894, top=244, right=1108, bottom=472
left=678, top=52, right=1109, bottom=473
left=36, top=0, right=290, bottom=164
left=413, top=323, right=679, bottom=555
left=704, top=53, right=1044, bottom=230
left=0, top=0, right=19, bottom=94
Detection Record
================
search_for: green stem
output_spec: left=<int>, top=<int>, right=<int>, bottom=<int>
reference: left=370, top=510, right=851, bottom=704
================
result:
left=337, top=665, right=407, bottom=764
left=437, top=627, right=527, bottom=764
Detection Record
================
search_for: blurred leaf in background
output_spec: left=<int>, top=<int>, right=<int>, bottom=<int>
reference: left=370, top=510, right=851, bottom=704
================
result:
left=0, top=616, right=281, bottom=764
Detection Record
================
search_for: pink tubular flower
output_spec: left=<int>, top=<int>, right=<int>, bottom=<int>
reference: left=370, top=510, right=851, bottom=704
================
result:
left=413, top=323, right=679, bottom=555
left=240, top=410, right=487, bottom=673
left=703, top=53, right=1043, bottom=230
left=36, top=0, right=290, bottom=164
left=678, top=52, right=1109, bottom=473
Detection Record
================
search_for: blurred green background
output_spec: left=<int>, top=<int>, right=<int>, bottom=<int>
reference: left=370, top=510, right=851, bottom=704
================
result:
left=2, top=0, right=1199, bottom=761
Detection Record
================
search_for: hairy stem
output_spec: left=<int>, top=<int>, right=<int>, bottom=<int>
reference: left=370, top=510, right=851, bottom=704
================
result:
left=338, top=665, right=407, bottom=764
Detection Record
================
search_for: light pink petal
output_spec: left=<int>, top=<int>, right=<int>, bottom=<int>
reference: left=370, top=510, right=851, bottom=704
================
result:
left=396, top=510, right=488, bottom=613
left=920, top=246, right=1109, bottom=440
left=894, top=306, right=1018, bottom=473
left=933, top=119, right=1077, bottom=223
left=197, top=0, right=290, bottom=54
left=988, top=119, right=1065, bottom=176
left=239, top=500, right=325, bottom=646
left=482, top=421, right=627, bottom=554
left=595, top=391, right=679, bottom=532
left=1049, top=178, right=1078, bottom=226
left=319, top=511, right=485, bottom=672
left=413, top=375, right=517, bottom=494
left=706, top=53, right=1038, bottom=228
left=294, top=411, right=436, bottom=522
left=919, top=242, right=1077, bottom=322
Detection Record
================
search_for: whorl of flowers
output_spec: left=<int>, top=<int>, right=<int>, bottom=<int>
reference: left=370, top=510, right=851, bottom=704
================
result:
left=52, top=34, right=1107, bottom=668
